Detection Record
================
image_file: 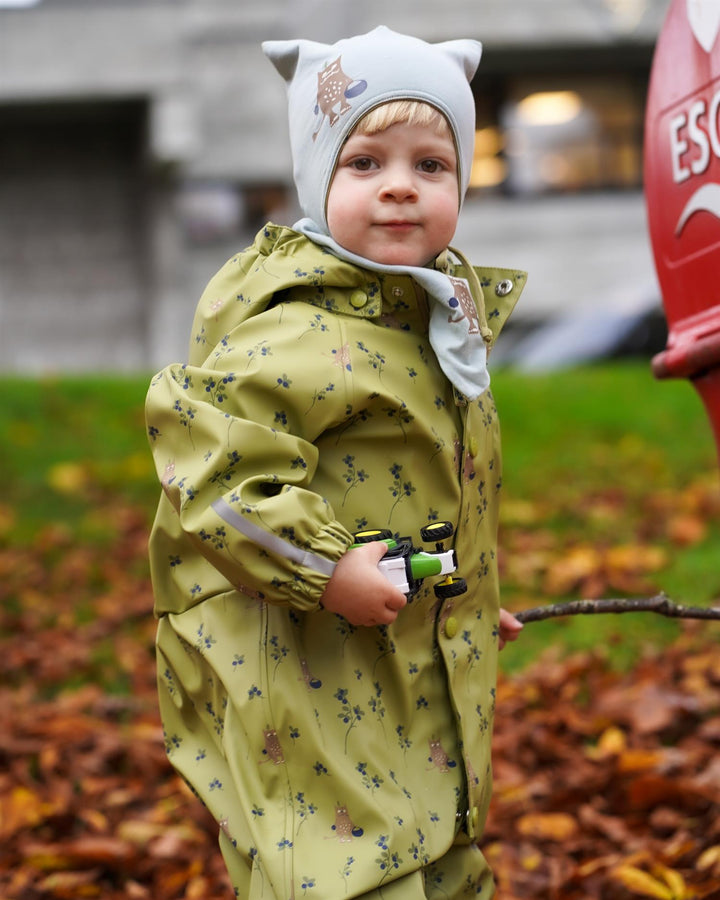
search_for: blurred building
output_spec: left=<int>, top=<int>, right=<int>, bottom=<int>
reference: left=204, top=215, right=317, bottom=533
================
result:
left=0, top=0, right=671, bottom=372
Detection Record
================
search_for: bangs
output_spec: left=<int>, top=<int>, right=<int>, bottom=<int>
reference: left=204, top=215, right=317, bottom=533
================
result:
left=354, top=100, right=451, bottom=136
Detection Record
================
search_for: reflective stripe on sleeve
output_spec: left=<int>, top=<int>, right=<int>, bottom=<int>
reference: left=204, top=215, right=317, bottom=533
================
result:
left=211, top=497, right=338, bottom=579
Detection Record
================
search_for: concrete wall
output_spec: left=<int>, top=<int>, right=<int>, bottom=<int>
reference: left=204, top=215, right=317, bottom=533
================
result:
left=0, top=0, right=672, bottom=372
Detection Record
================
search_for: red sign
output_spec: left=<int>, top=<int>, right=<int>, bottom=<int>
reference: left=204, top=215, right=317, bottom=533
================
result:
left=645, top=0, right=720, bottom=456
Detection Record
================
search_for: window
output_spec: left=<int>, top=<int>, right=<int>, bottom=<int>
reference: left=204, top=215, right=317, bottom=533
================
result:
left=470, top=72, right=647, bottom=195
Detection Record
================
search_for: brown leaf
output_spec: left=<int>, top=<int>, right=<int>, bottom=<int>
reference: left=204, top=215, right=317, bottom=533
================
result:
left=37, top=870, right=102, bottom=899
left=24, top=836, right=137, bottom=872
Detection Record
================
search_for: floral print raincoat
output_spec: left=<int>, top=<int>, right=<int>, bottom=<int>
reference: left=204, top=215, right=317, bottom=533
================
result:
left=145, top=224, right=526, bottom=899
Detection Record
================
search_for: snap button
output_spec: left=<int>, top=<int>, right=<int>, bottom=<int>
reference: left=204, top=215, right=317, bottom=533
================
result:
left=444, top=616, right=458, bottom=638
left=391, top=286, right=404, bottom=297
left=350, top=290, right=368, bottom=309
left=495, top=279, right=513, bottom=297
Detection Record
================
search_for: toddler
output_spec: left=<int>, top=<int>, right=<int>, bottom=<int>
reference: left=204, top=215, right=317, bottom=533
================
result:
left=146, top=26, right=525, bottom=899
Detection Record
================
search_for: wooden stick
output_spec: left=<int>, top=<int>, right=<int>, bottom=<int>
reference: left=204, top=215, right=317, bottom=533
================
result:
left=514, top=592, right=720, bottom=624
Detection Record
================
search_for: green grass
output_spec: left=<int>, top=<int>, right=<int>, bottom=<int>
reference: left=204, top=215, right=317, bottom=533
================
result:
left=1, top=375, right=158, bottom=541
left=2, top=364, right=718, bottom=671
left=494, top=363, right=717, bottom=490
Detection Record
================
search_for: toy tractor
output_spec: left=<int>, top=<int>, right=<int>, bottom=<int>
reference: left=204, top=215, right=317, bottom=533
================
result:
left=352, top=521, right=467, bottom=600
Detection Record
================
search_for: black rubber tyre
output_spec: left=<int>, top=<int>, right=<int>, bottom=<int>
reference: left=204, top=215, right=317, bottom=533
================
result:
left=420, top=521, right=454, bottom=542
left=353, top=528, right=393, bottom=543
left=433, top=577, right=467, bottom=600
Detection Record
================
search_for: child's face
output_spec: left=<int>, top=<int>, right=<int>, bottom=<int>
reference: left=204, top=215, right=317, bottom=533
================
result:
left=326, top=121, right=460, bottom=267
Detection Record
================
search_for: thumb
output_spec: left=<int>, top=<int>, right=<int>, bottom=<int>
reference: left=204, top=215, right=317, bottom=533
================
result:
left=354, top=539, right=390, bottom=564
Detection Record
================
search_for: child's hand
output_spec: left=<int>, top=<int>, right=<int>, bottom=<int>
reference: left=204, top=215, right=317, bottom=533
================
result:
left=321, top=541, right=407, bottom=627
left=498, top=608, right=523, bottom=650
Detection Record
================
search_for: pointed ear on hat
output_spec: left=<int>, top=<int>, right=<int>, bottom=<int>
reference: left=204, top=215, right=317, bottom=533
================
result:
left=262, top=40, right=302, bottom=81
left=437, top=39, right=483, bottom=82
left=262, top=38, right=331, bottom=82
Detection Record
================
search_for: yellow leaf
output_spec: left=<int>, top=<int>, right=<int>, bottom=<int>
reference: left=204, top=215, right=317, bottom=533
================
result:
left=612, top=865, right=673, bottom=899
left=520, top=848, right=543, bottom=871
left=517, top=812, right=578, bottom=841
left=0, top=787, right=58, bottom=839
left=606, top=543, right=667, bottom=574
left=697, top=845, right=720, bottom=872
left=652, top=863, right=688, bottom=899
left=47, top=462, right=89, bottom=496
left=500, top=499, right=543, bottom=525
left=586, top=725, right=627, bottom=759
left=119, top=452, right=153, bottom=481
left=543, top=545, right=602, bottom=595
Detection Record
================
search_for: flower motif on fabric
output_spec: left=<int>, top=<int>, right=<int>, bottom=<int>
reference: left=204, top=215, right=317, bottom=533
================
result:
left=356, top=761, right=384, bottom=794
left=306, top=382, right=335, bottom=413
left=341, top=454, right=369, bottom=505
left=375, top=834, right=402, bottom=883
left=388, top=463, right=416, bottom=521
left=209, top=450, right=243, bottom=487
left=383, top=403, right=414, bottom=443
left=245, top=341, right=272, bottom=370
left=334, top=687, right=365, bottom=752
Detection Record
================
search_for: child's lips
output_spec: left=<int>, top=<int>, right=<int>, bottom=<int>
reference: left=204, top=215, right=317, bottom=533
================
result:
left=376, top=220, right=418, bottom=230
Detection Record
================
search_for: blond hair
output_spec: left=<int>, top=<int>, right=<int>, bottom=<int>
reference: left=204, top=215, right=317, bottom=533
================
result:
left=353, top=100, right=451, bottom=137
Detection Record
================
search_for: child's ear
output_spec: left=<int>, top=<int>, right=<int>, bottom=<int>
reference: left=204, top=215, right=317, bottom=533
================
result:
left=436, top=39, right=483, bottom=82
left=262, top=38, right=328, bottom=82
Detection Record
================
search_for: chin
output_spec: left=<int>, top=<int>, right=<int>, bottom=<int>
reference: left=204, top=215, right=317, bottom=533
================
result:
left=375, top=251, right=428, bottom=267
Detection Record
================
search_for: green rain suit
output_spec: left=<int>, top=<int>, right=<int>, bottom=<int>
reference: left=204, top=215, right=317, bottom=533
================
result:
left=145, top=223, right=526, bottom=899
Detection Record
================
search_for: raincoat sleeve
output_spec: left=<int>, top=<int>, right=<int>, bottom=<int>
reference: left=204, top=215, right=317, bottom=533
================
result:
left=145, top=309, right=355, bottom=613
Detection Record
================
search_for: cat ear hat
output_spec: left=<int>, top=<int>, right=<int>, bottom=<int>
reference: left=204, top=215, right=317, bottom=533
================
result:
left=262, top=28, right=494, bottom=401
left=262, top=26, right=482, bottom=230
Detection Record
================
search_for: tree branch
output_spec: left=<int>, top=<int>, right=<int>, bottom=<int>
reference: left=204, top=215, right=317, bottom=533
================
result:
left=514, top=592, right=720, bottom=624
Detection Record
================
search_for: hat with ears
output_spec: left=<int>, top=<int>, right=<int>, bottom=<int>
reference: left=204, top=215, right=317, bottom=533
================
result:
left=262, top=26, right=482, bottom=232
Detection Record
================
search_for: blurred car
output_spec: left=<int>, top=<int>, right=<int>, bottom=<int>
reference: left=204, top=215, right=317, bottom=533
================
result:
left=493, top=290, right=667, bottom=371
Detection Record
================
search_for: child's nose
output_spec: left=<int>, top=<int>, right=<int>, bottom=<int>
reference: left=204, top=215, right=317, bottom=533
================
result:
left=379, top=166, right=418, bottom=201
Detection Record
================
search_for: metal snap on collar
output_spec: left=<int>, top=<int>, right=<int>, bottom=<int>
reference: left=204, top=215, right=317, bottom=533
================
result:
left=495, top=279, right=513, bottom=297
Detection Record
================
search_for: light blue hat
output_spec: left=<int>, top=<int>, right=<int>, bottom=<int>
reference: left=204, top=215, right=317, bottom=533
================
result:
left=263, top=28, right=492, bottom=400
left=263, top=26, right=482, bottom=229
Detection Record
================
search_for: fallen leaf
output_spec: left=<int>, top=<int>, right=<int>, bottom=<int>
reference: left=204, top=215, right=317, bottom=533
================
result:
left=611, top=864, right=674, bottom=899
left=517, top=812, right=579, bottom=841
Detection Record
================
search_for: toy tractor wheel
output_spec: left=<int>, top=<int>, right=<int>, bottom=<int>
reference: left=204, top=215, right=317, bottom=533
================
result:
left=433, top=577, right=467, bottom=600
left=353, top=528, right=393, bottom=543
left=420, top=521, right=454, bottom=543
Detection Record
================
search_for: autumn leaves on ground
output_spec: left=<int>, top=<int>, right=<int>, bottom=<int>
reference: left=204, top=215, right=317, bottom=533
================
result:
left=2, top=369, right=720, bottom=899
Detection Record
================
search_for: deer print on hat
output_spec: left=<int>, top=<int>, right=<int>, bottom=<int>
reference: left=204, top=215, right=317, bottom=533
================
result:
left=447, top=276, right=480, bottom=335
left=313, top=57, right=367, bottom=141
